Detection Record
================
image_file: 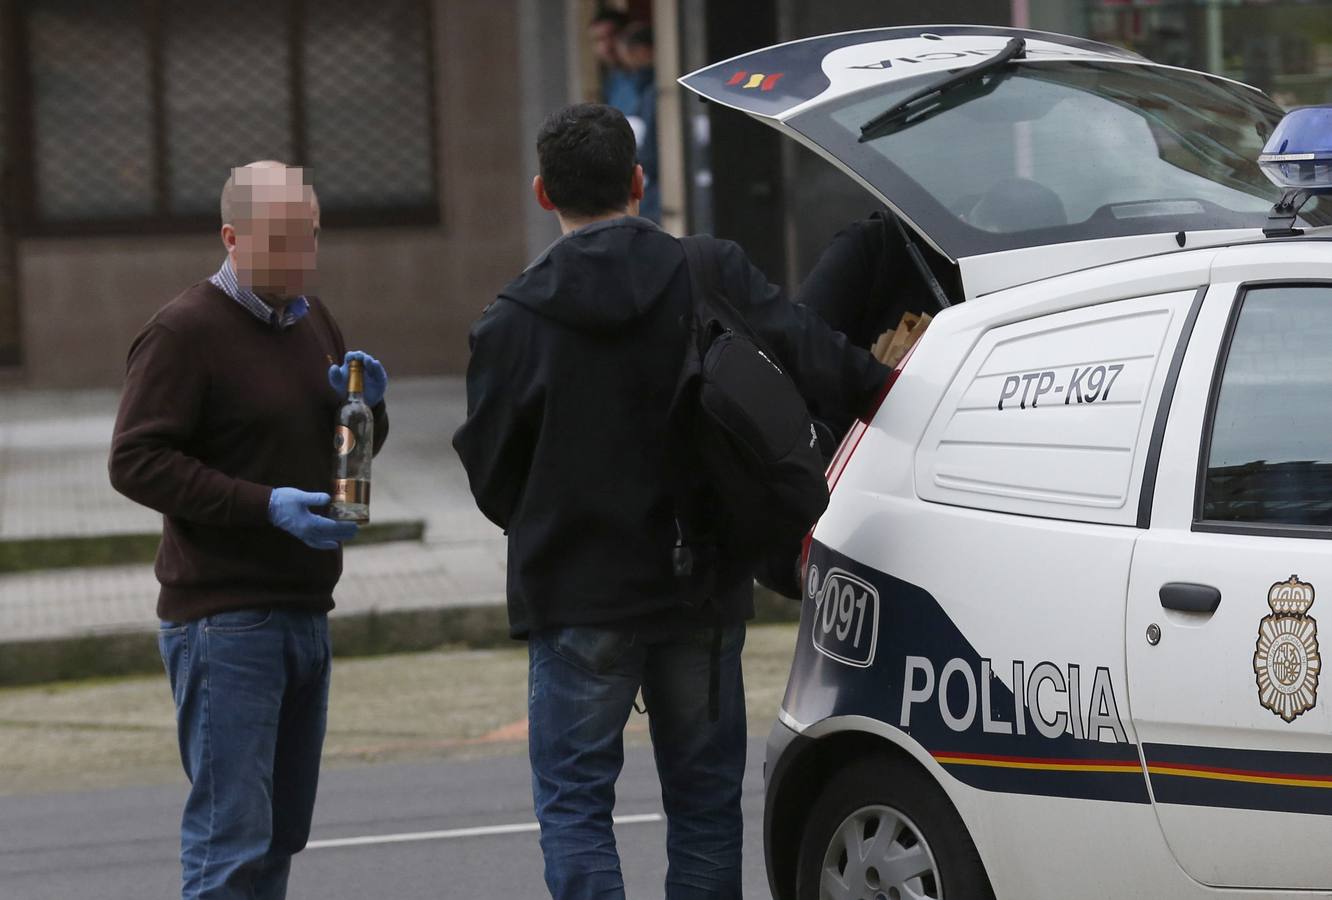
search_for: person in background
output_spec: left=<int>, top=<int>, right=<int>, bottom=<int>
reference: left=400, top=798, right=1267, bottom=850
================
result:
left=617, top=22, right=660, bottom=223
left=109, top=161, right=389, bottom=900
left=589, top=9, right=636, bottom=113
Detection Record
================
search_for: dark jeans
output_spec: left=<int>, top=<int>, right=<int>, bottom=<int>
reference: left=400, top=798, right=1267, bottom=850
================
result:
left=158, top=607, right=331, bottom=900
left=528, top=624, right=747, bottom=900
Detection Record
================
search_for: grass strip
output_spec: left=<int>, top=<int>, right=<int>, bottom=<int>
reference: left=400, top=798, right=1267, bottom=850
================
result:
left=0, top=588, right=800, bottom=687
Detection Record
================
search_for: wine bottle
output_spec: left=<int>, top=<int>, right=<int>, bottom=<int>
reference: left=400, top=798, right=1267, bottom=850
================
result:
left=330, top=359, right=373, bottom=524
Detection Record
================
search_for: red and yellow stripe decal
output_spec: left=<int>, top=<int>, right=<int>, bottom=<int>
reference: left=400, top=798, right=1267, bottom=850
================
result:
left=932, top=746, right=1332, bottom=815
left=935, top=752, right=1332, bottom=788
left=933, top=751, right=1142, bottom=775
left=1144, top=743, right=1332, bottom=815
left=1146, top=762, right=1332, bottom=790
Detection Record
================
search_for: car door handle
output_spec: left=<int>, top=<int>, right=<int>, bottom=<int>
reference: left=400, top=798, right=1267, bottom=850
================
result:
left=1159, top=582, right=1221, bottom=613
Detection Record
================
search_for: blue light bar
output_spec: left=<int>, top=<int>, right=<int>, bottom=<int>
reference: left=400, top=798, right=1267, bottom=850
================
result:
left=1259, top=105, right=1332, bottom=190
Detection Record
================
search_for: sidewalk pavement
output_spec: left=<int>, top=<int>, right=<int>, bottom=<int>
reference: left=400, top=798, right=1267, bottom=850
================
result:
left=0, top=377, right=508, bottom=643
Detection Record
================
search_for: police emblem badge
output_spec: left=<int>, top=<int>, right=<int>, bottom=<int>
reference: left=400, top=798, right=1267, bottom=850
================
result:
left=1253, top=575, right=1320, bottom=722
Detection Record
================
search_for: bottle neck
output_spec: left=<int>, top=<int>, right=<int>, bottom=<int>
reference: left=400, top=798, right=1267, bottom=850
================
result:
left=348, top=363, right=364, bottom=398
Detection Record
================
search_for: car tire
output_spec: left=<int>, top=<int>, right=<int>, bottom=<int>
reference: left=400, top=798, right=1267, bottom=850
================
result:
left=795, top=754, right=993, bottom=900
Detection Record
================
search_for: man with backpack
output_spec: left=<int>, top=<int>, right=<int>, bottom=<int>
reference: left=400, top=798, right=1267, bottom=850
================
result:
left=452, top=103, right=889, bottom=900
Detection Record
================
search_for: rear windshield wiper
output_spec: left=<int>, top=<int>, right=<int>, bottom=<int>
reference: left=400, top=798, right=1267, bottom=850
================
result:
left=859, top=37, right=1027, bottom=143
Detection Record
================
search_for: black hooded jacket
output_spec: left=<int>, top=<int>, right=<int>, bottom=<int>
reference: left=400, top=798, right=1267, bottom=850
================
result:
left=453, top=217, right=890, bottom=638
left=797, top=210, right=959, bottom=350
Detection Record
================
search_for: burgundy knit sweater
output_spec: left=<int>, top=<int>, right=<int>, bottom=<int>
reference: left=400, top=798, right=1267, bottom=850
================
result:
left=109, top=281, right=388, bottom=622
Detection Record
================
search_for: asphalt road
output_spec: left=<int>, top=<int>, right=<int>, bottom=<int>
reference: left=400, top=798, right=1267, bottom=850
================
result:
left=0, top=737, right=774, bottom=899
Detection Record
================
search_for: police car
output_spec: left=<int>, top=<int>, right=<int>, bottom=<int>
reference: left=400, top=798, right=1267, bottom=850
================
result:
left=681, top=26, right=1332, bottom=900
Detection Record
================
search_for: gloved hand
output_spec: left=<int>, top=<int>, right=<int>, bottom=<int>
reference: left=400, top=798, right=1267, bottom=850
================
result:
left=328, top=350, right=388, bottom=407
left=268, top=488, right=358, bottom=550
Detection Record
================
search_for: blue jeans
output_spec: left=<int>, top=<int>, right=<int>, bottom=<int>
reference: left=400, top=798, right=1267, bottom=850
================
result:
left=158, top=607, right=331, bottom=900
left=528, top=624, right=747, bottom=900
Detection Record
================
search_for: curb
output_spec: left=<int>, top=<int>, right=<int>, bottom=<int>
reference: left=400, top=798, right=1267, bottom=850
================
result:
left=0, top=519, right=427, bottom=575
left=0, top=589, right=802, bottom=687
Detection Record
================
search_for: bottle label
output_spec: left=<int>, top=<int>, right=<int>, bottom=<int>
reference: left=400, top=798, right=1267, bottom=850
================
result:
left=334, top=426, right=357, bottom=457
left=332, top=479, right=370, bottom=505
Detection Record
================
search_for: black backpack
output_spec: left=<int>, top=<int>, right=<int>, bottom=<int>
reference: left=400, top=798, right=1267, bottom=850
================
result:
left=670, top=236, right=830, bottom=578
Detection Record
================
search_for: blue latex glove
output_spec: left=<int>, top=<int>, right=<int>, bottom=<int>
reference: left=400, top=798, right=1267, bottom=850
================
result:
left=268, top=488, right=358, bottom=550
left=329, top=350, right=387, bottom=407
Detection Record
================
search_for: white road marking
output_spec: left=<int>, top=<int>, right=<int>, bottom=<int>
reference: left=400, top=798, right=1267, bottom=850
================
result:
left=307, top=813, right=664, bottom=850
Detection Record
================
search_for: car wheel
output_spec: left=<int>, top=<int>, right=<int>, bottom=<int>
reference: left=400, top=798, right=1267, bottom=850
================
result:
left=795, top=755, right=993, bottom=900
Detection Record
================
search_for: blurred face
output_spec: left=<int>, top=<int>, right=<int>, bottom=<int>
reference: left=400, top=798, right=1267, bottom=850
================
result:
left=589, top=20, right=620, bottom=66
left=222, top=186, right=320, bottom=301
left=619, top=39, right=652, bottom=72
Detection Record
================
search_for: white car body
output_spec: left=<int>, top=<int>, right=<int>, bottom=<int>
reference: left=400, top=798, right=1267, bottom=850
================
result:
left=683, top=25, right=1332, bottom=900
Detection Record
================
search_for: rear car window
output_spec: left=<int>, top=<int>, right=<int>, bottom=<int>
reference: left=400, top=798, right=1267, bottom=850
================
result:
left=789, top=62, right=1332, bottom=259
left=1202, top=285, right=1332, bottom=528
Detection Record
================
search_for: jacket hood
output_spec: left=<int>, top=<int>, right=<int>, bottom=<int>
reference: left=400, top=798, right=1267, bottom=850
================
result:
left=499, top=217, right=684, bottom=331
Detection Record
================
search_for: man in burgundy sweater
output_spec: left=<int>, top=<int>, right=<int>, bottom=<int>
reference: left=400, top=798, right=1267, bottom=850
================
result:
left=109, top=162, right=389, bottom=900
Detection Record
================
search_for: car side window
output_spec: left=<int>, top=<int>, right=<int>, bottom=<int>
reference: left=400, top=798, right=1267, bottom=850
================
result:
left=1201, top=285, right=1332, bottom=528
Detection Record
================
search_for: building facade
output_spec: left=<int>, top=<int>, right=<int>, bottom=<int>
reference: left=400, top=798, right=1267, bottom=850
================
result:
left=0, top=0, right=530, bottom=388
left=1, top=0, right=1327, bottom=388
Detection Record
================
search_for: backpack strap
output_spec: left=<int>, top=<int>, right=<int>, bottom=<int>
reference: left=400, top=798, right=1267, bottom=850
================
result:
left=681, top=237, right=729, bottom=725
left=678, top=235, right=717, bottom=351
left=679, top=235, right=788, bottom=370
left=680, top=238, right=753, bottom=724
left=678, top=234, right=711, bottom=292
left=668, top=239, right=707, bottom=581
